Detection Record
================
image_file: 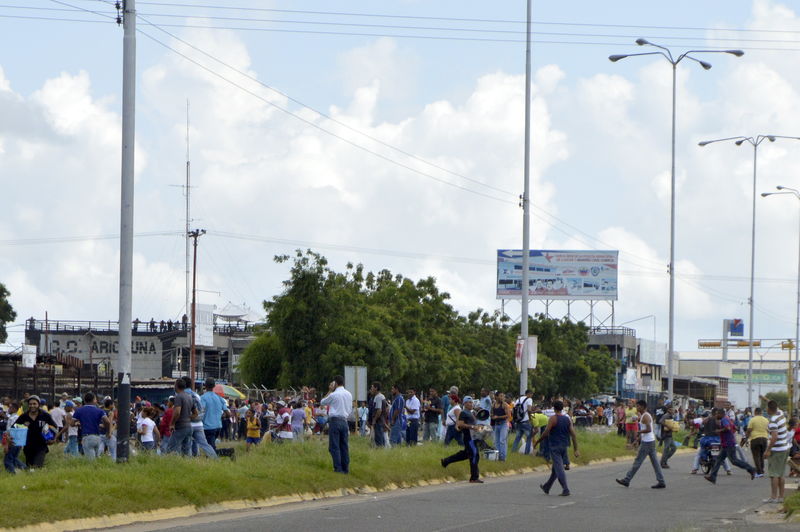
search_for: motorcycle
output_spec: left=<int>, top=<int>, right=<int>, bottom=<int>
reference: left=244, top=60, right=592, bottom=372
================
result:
left=700, top=441, right=721, bottom=474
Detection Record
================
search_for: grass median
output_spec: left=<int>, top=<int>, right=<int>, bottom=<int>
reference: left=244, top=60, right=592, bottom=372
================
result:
left=0, top=430, right=640, bottom=529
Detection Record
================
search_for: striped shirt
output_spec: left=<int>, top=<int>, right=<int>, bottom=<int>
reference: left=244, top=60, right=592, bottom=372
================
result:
left=768, top=410, right=792, bottom=452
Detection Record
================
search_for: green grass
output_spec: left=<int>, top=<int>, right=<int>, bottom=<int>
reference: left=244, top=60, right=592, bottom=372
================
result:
left=0, top=430, right=638, bottom=528
left=786, top=487, right=800, bottom=516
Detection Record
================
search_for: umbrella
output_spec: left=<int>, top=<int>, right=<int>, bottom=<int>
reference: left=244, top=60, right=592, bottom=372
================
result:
left=213, top=384, right=245, bottom=400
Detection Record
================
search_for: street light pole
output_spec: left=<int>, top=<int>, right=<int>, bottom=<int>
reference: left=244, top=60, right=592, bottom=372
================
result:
left=610, top=40, right=743, bottom=403
left=700, top=136, right=799, bottom=409
left=762, top=183, right=800, bottom=414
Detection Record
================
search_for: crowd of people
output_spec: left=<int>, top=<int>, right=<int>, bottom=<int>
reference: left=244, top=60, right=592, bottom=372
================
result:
left=2, top=380, right=800, bottom=503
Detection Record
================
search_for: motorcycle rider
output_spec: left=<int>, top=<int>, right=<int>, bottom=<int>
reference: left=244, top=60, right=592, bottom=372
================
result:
left=691, top=410, right=731, bottom=475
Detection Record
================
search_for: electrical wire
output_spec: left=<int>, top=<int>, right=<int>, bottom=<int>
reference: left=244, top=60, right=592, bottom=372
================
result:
left=135, top=23, right=517, bottom=204
left=0, top=231, right=181, bottom=246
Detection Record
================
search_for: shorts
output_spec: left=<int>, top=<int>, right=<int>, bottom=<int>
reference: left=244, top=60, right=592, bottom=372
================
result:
left=767, top=449, right=789, bottom=477
left=625, top=423, right=638, bottom=433
left=246, top=437, right=261, bottom=444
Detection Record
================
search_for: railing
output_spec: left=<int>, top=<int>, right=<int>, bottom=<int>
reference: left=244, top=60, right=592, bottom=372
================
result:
left=589, top=326, right=636, bottom=337
left=26, top=318, right=264, bottom=335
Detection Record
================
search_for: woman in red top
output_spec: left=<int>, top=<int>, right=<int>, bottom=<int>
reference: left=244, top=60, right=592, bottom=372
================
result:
left=159, top=397, right=174, bottom=453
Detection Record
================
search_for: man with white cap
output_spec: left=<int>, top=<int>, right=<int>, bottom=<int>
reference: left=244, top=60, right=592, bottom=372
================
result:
left=440, top=396, right=482, bottom=483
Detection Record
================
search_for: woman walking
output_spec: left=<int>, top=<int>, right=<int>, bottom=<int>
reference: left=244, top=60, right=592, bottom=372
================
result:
left=490, top=392, right=511, bottom=461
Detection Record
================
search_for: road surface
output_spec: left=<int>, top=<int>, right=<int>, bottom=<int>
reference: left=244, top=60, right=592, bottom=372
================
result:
left=107, top=452, right=797, bottom=532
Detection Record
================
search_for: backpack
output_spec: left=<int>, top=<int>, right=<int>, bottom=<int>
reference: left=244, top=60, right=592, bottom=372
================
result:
left=512, top=398, right=528, bottom=424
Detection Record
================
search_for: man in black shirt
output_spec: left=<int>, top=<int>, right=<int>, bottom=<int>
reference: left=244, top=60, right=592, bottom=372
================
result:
left=440, top=396, right=482, bottom=483
left=15, top=395, right=57, bottom=468
left=423, top=388, right=442, bottom=442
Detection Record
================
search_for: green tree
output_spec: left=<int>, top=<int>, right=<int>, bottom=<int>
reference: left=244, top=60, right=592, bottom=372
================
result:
left=0, top=282, right=17, bottom=344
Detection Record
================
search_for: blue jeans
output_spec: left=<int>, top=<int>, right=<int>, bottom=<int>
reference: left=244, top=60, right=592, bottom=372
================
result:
left=390, top=422, right=404, bottom=445
left=708, top=446, right=754, bottom=482
left=191, top=426, right=218, bottom=459
left=512, top=421, right=532, bottom=454
left=493, top=423, right=509, bottom=461
left=542, top=446, right=569, bottom=494
left=624, top=441, right=665, bottom=485
left=166, top=426, right=193, bottom=456
left=444, top=425, right=463, bottom=447
left=4, top=446, right=26, bottom=473
left=373, top=423, right=386, bottom=447
left=82, top=434, right=102, bottom=460
left=64, top=435, right=79, bottom=456
left=406, top=419, right=419, bottom=446
left=328, top=418, right=350, bottom=473
left=101, top=434, right=116, bottom=461
left=204, top=428, right=219, bottom=451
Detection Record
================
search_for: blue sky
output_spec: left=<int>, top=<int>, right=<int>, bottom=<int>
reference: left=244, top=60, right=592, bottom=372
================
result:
left=2, top=0, right=800, bottom=358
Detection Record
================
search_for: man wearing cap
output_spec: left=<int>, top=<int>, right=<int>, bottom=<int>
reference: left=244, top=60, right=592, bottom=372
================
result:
left=15, top=395, right=57, bottom=468
left=441, top=396, right=482, bottom=483
left=201, top=377, right=229, bottom=451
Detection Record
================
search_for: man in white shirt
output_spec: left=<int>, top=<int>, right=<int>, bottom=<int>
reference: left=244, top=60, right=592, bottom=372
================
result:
left=320, top=375, right=353, bottom=473
left=405, top=389, right=421, bottom=446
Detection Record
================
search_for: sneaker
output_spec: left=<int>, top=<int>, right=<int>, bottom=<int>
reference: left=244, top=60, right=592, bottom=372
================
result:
left=559, top=491, right=570, bottom=496
left=469, top=479, right=484, bottom=484
left=440, top=458, right=446, bottom=468
left=661, top=464, right=670, bottom=469
left=690, top=469, right=698, bottom=475
left=704, top=475, right=716, bottom=484
left=615, top=478, right=629, bottom=487
left=750, top=471, right=755, bottom=480
left=754, top=473, right=764, bottom=478
left=726, top=470, right=732, bottom=476
left=763, top=498, right=777, bottom=504
left=651, top=483, right=666, bottom=489
left=539, top=483, right=550, bottom=495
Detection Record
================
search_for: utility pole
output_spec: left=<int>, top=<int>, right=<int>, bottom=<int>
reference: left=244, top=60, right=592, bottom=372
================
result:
left=519, top=0, right=533, bottom=396
left=188, top=229, right=205, bottom=384
left=116, top=0, right=136, bottom=464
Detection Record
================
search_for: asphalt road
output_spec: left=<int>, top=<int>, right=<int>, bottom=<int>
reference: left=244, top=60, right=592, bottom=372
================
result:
left=107, top=452, right=797, bottom=532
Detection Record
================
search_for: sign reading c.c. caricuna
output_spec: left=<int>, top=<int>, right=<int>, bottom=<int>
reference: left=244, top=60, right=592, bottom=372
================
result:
left=497, top=249, right=618, bottom=301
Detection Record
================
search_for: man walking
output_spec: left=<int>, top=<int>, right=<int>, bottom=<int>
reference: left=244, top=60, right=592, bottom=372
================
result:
left=441, top=396, right=483, bottom=483
left=763, top=400, right=792, bottom=503
left=511, top=389, right=533, bottom=455
left=71, top=392, right=109, bottom=460
left=389, top=385, right=405, bottom=446
left=167, top=378, right=194, bottom=455
left=704, top=408, right=755, bottom=484
left=200, top=377, right=229, bottom=451
left=616, top=400, right=666, bottom=489
left=183, top=377, right=218, bottom=458
left=659, top=405, right=677, bottom=469
left=535, top=400, right=579, bottom=496
left=320, top=375, right=353, bottom=474
left=405, top=389, right=421, bottom=446
left=744, top=407, right=769, bottom=477
left=422, top=388, right=441, bottom=442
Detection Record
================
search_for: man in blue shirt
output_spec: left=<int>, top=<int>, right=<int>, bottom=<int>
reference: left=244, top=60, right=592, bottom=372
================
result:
left=71, top=392, right=109, bottom=460
left=200, top=378, right=230, bottom=451
left=389, top=384, right=405, bottom=446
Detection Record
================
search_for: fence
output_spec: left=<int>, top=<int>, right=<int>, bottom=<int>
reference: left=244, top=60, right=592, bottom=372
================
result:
left=0, top=361, right=114, bottom=403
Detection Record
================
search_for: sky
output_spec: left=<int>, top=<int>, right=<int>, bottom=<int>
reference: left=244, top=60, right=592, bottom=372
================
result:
left=3, top=0, right=800, bottom=356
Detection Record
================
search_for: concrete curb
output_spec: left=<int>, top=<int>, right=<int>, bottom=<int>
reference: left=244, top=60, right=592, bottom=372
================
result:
left=0, top=447, right=704, bottom=531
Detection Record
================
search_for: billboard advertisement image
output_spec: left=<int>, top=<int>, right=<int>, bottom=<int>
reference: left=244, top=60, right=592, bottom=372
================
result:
left=497, top=249, right=618, bottom=300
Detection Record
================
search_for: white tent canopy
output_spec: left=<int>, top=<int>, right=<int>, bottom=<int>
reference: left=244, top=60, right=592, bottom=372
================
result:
left=215, top=302, right=264, bottom=323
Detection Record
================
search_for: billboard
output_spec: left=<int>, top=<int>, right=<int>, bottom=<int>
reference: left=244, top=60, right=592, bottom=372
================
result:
left=728, top=319, right=744, bottom=337
left=196, top=304, right=215, bottom=348
left=638, top=339, right=666, bottom=366
left=497, top=250, right=618, bottom=300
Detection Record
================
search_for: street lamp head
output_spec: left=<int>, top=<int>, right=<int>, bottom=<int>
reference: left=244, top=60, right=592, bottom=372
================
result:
left=635, top=38, right=649, bottom=46
left=698, top=141, right=712, bottom=147
left=698, top=60, right=712, bottom=70
left=777, top=185, right=786, bottom=190
left=767, top=136, right=776, bottom=142
left=761, top=192, right=771, bottom=197
left=735, top=139, right=745, bottom=146
left=726, top=50, right=745, bottom=57
left=608, top=54, right=628, bottom=62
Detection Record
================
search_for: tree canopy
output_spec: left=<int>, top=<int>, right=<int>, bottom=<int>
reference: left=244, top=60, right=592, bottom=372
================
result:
left=0, top=282, right=17, bottom=344
left=238, top=251, right=615, bottom=398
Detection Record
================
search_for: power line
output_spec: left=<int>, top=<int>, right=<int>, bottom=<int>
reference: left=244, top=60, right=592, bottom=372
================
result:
left=0, top=231, right=181, bottom=246
left=137, top=16, right=517, bottom=198
left=135, top=22, right=517, bottom=204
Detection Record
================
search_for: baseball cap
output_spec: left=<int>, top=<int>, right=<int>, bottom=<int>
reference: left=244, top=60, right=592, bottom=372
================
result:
left=463, top=395, right=474, bottom=404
